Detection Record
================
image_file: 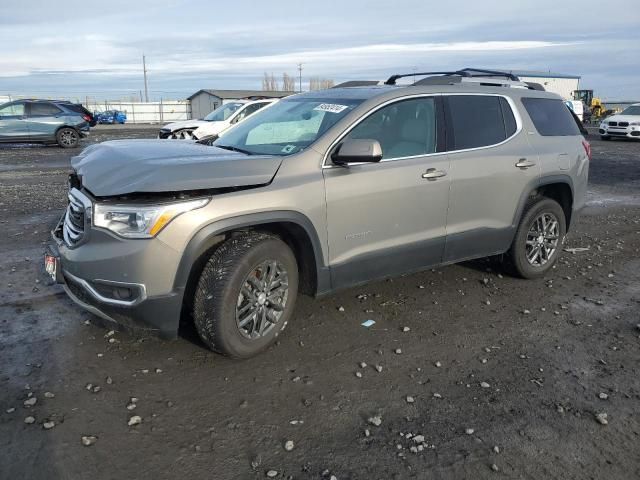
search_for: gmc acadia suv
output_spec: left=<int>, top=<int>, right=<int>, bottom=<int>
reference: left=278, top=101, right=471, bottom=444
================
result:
left=47, top=69, right=590, bottom=358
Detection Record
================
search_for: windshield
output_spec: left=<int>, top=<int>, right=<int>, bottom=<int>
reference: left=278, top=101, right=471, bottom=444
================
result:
left=204, top=102, right=244, bottom=121
left=620, top=105, right=640, bottom=116
left=212, top=97, right=363, bottom=155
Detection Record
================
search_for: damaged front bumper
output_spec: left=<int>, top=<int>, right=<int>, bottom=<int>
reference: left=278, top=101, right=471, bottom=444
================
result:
left=48, top=214, right=184, bottom=339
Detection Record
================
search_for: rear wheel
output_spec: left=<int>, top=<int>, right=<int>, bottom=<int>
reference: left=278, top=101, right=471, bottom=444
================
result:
left=193, top=232, right=299, bottom=358
left=507, top=197, right=566, bottom=279
left=56, top=128, right=80, bottom=148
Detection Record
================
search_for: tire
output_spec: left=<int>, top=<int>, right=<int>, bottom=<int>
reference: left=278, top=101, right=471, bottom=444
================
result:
left=56, top=127, right=80, bottom=148
left=600, top=135, right=611, bottom=141
left=507, top=197, right=566, bottom=279
left=193, top=232, right=299, bottom=358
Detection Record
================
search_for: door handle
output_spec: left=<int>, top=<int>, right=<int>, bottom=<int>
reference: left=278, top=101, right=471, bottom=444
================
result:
left=422, top=168, right=447, bottom=180
left=515, top=158, right=536, bottom=169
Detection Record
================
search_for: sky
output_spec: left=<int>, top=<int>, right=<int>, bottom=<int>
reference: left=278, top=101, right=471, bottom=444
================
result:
left=0, top=0, right=638, bottom=101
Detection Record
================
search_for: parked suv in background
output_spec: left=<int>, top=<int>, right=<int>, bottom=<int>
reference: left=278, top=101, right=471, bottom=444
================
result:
left=599, top=103, right=640, bottom=140
left=47, top=68, right=589, bottom=358
left=158, top=98, right=277, bottom=140
left=0, top=99, right=91, bottom=147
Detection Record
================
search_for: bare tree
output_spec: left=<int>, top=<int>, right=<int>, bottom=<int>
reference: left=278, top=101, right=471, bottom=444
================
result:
left=308, top=77, right=335, bottom=91
left=262, top=72, right=279, bottom=91
left=282, top=73, right=295, bottom=92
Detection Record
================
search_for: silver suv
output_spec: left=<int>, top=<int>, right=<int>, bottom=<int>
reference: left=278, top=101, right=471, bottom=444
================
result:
left=47, top=69, right=590, bottom=358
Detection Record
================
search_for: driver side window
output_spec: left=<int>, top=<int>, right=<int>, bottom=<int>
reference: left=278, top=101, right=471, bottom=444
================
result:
left=344, top=97, right=436, bottom=160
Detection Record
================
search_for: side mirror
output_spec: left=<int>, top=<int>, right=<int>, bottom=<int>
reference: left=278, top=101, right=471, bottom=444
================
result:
left=331, top=138, right=383, bottom=165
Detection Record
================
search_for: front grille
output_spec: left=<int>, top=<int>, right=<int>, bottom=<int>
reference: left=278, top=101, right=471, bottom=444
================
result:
left=608, top=121, right=617, bottom=126
left=63, top=189, right=90, bottom=247
left=619, top=121, right=629, bottom=127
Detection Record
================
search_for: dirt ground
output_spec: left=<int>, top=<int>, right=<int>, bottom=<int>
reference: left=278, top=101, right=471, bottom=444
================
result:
left=1, top=125, right=639, bottom=480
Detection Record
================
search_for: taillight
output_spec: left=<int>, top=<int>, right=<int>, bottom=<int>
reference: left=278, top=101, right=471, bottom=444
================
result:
left=83, top=114, right=91, bottom=122
left=581, top=139, right=591, bottom=161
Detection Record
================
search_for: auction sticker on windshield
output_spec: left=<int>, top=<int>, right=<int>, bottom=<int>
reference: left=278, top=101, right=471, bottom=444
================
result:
left=314, top=103, right=349, bottom=114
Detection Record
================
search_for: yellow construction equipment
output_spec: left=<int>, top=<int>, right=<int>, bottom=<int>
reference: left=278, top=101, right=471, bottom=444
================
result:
left=573, top=90, right=613, bottom=122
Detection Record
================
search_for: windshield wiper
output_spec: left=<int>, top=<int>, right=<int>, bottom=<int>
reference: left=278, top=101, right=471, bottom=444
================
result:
left=215, top=144, right=254, bottom=155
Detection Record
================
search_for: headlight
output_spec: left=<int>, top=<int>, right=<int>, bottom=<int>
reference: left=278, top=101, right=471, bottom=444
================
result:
left=93, top=198, right=209, bottom=238
left=630, top=121, right=640, bottom=126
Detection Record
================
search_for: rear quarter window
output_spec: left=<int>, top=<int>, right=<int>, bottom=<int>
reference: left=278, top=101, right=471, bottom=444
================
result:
left=521, top=97, right=581, bottom=136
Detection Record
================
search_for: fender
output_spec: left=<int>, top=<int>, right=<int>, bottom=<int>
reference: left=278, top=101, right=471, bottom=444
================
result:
left=172, top=210, right=331, bottom=296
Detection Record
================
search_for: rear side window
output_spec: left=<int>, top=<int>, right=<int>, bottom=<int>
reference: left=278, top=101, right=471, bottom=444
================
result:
left=521, top=98, right=581, bottom=136
left=446, top=95, right=513, bottom=150
left=29, top=102, right=62, bottom=116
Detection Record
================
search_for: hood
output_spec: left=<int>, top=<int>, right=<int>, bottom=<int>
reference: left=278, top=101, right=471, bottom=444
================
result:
left=605, top=114, right=640, bottom=123
left=160, top=119, right=209, bottom=132
left=72, top=139, right=282, bottom=197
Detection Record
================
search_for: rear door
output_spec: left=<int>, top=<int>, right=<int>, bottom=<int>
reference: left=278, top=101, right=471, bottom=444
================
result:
left=323, top=96, right=451, bottom=289
left=0, top=102, right=29, bottom=141
left=443, top=94, right=540, bottom=262
left=26, top=102, right=64, bottom=140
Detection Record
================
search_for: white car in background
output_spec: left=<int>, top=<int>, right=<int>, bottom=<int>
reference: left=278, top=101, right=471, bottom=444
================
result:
left=158, top=99, right=278, bottom=140
left=599, top=103, right=640, bottom=140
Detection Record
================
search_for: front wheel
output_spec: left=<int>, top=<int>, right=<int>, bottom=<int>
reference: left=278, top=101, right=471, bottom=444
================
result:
left=193, top=232, right=299, bottom=358
left=507, top=198, right=566, bottom=279
left=56, top=128, right=80, bottom=148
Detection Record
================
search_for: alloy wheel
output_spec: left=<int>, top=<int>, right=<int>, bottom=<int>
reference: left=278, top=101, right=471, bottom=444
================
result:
left=60, top=129, right=78, bottom=147
left=236, top=260, right=289, bottom=339
left=525, top=212, right=560, bottom=266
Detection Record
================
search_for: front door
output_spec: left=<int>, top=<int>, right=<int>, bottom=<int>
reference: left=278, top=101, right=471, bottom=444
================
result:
left=0, top=102, right=29, bottom=141
left=323, top=96, right=451, bottom=289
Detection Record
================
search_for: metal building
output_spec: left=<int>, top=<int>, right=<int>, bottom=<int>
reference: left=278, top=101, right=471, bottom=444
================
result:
left=506, top=70, right=581, bottom=100
left=187, top=89, right=294, bottom=119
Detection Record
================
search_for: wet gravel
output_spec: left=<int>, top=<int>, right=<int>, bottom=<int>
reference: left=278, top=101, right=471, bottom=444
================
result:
left=1, top=126, right=639, bottom=479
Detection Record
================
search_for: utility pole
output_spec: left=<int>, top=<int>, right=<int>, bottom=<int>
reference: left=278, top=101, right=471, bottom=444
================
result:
left=142, top=54, right=149, bottom=102
left=297, top=63, right=303, bottom=93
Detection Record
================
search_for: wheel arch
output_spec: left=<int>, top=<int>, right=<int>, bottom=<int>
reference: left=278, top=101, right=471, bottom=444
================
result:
left=54, top=124, right=82, bottom=141
left=173, top=211, right=330, bottom=321
left=512, top=175, right=575, bottom=231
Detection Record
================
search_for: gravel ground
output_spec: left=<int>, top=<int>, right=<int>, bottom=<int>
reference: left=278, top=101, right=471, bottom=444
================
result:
left=1, top=126, right=639, bottom=480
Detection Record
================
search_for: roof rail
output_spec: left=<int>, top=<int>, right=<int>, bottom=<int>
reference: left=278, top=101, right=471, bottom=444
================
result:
left=384, top=67, right=520, bottom=85
left=385, top=71, right=471, bottom=85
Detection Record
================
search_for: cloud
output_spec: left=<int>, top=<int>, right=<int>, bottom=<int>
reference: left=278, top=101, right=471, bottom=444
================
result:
left=0, top=0, right=637, bottom=99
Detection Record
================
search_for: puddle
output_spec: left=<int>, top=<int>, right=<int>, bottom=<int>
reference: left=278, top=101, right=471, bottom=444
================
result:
left=585, top=190, right=640, bottom=207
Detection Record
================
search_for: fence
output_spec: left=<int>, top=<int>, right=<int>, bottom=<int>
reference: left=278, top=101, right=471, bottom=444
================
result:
left=0, top=95, right=192, bottom=124
left=84, top=100, right=192, bottom=124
